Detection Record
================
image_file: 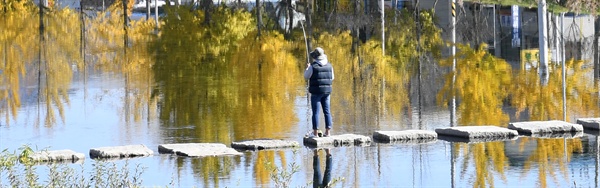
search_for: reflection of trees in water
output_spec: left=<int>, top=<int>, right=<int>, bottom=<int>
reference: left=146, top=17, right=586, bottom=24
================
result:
left=150, top=7, right=300, bottom=185
left=437, top=44, right=597, bottom=188
left=437, top=44, right=513, bottom=126
left=511, top=59, right=600, bottom=121
left=1, top=2, right=85, bottom=126
left=519, top=137, right=583, bottom=188
left=1, top=0, right=158, bottom=127
left=453, top=142, right=510, bottom=188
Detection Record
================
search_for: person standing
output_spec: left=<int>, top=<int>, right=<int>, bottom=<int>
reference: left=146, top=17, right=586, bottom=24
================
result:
left=304, top=47, right=334, bottom=137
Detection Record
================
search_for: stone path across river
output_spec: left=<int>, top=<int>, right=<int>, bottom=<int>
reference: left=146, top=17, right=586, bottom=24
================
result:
left=18, top=118, right=600, bottom=164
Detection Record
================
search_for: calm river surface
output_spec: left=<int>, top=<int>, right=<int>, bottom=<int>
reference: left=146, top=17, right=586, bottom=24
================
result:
left=2, top=2, right=600, bottom=187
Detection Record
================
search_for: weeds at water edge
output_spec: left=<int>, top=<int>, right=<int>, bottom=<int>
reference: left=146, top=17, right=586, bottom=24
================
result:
left=0, top=145, right=148, bottom=188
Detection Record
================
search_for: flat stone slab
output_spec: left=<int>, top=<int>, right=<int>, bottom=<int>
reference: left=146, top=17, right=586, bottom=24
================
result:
left=303, top=134, right=371, bottom=148
left=28, top=149, right=85, bottom=163
left=530, top=131, right=584, bottom=139
left=373, top=130, right=437, bottom=143
left=231, top=139, right=299, bottom=150
left=435, top=126, right=519, bottom=140
left=508, top=120, right=583, bottom=134
left=89, top=145, right=153, bottom=159
left=158, top=143, right=242, bottom=157
left=577, top=118, right=600, bottom=130
left=438, top=135, right=518, bottom=143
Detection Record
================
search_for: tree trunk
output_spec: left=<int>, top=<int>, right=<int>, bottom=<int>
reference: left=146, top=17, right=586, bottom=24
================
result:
left=256, top=0, right=262, bottom=37
left=123, top=0, right=129, bottom=47
left=286, top=0, right=294, bottom=39
left=203, top=0, right=212, bottom=26
left=352, top=0, right=360, bottom=53
left=146, top=0, right=150, bottom=19
left=80, top=0, right=86, bottom=64
left=380, top=0, right=384, bottom=56
left=592, top=16, right=598, bottom=77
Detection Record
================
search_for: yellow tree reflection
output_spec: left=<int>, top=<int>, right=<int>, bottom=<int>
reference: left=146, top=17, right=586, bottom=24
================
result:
left=511, top=60, right=600, bottom=121
left=0, top=1, right=37, bottom=125
left=1, top=1, right=84, bottom=126
left=230, top=31, right=302, bottom=141
left=511, top=59, right=596, bottom=188
left=438, top=44, right=512, bottom=187
left=151, top=6, right=259, bottom=185
left=438, top=44, right=512, bottom=126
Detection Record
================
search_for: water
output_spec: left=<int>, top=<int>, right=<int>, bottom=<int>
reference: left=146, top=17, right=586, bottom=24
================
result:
left=1, top=2, right=600, bottom=187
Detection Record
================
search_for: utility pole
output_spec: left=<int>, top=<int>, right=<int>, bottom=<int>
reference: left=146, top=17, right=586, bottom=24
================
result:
left=146, top=0, right=150, bottom=19
left=450, top=0, right=456, bottom=127
left=538, top=0, right=549, bottom=81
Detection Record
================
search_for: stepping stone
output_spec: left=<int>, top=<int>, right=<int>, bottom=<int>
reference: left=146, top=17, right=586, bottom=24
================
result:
left=373, top=130, right=437, bottom=143
left=435, top=126, right=519, bottom=142
left=89, top=145, right=153, bottom=159
left=529, top=131, right=584, bottom=139
left=303, top=134, right=371, bottom=148
left=231, top=139, right=299, bottom=150
left=437, top=135, right=518, bottom=143
left=158, top=143, right=242, bottom=157
left=577, top=118, right=600, bottom=130
left=508, top=120, right=583, bottom=135
left=27, top=149, right=85, bottom=163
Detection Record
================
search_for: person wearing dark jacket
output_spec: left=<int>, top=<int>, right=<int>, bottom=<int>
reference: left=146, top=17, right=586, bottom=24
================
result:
left=304, top=47, right=334, bottom=137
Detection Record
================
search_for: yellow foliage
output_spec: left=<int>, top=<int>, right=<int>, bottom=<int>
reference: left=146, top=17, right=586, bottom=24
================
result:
left=0, top=0, right=35, bottom=13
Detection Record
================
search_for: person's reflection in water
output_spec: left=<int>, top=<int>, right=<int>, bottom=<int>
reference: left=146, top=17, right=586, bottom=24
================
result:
left=313, top=148, right=332, bottom=188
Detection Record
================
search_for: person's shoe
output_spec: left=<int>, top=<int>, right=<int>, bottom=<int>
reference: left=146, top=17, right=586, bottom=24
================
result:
left=324, top=129, right=331, bottom=137
left=306, top=130, right=320, bottom=138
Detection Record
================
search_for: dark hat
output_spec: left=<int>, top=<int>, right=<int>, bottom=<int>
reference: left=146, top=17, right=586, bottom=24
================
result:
left=310, top=47, right=327, bottom=60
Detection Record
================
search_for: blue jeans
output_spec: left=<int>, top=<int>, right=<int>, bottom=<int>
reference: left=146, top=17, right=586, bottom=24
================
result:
left=310, top=93, right=332, bottom=130
left=313, top=154, right=332, bottom=188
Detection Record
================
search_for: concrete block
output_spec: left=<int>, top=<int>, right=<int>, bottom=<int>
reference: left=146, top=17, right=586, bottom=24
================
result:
left=508, top=120, right=583, bottom=134
left=435, top=126, right=519, bottom=139
left=231, top=139, right=299, bottom=150
left=303, top=134, right=371, bottom=148
left=373, top=130, right=437, bottom=143
left=158, top=143, right=241, bottom=157
left=89, top=145, right=153, bottom=159
left=577, top=118, right=600, bottom=130
left=28, top=149, right=85, bottom=163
